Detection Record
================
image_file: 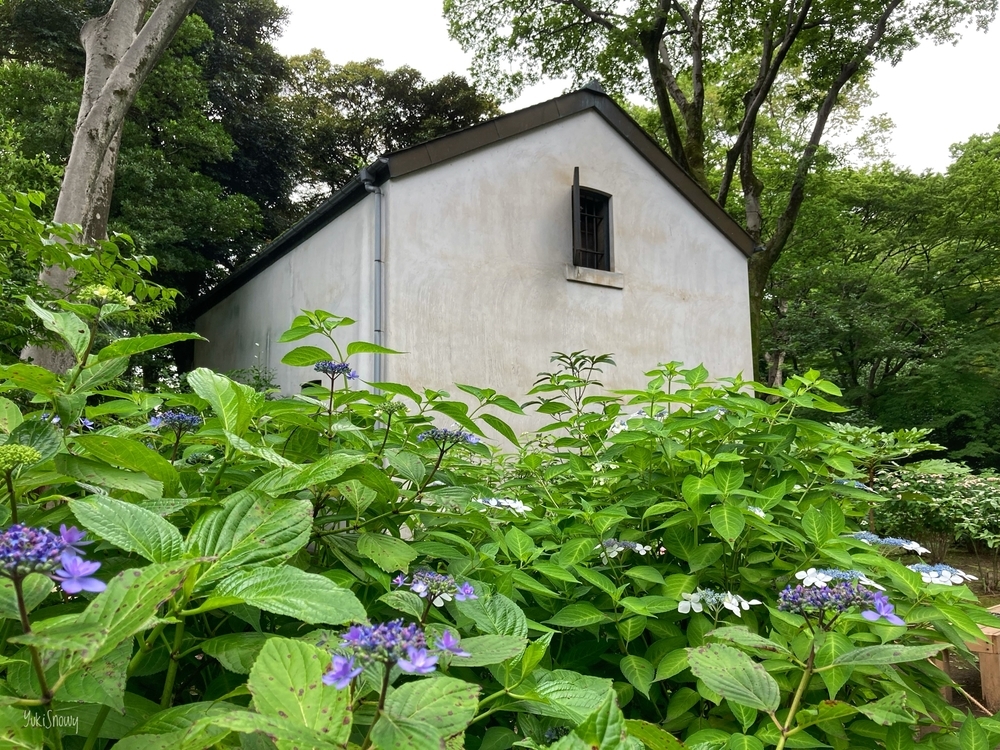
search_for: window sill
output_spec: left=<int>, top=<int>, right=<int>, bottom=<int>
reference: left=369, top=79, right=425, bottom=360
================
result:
left=564, top=264, right=624, bottom=289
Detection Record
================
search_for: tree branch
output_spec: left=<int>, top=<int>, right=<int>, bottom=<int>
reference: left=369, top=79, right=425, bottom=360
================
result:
left=766, top=0, right=904, bottom=260
left=718, top=0, right=814, bottom=206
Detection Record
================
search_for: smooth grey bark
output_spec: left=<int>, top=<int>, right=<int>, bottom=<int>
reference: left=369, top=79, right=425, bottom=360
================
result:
left=27, top=0, right=197, bottom=372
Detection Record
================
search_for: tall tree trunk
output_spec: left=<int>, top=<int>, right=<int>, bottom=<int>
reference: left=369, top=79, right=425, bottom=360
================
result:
left=25, top=0, right=197, bottom=372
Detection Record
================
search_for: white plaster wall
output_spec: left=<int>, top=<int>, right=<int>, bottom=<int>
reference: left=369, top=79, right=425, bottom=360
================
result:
left=195, top=194, right=376, bottom=391
left=381, top=110, right=752, bottom=404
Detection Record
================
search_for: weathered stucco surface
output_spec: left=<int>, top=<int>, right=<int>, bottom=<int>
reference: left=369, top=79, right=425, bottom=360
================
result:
left=382, top=110, right=752, bottom=397
left=195, top=109, right=752, bottom=408
left=195, top=193, right=377, bottom=387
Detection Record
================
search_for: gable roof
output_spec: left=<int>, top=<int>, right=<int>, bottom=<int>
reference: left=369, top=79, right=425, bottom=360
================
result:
left=195, top=84, right=754, bottom=317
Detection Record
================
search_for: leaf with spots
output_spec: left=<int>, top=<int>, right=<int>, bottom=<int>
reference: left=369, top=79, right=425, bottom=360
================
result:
left=202, top=711, right=343, bottom=749
left=382, top=676, right=480, bottom=739
left=215, top=566, right=366, bottom=625
left=370, top=713, right=446, bottom=750
left=247, top=637, right=351, bottom=746
left=686, top=643, right=780, bottom=712
left=12, top=561, right=196, bottom=673
left=202, top=632, right=277, bottom=674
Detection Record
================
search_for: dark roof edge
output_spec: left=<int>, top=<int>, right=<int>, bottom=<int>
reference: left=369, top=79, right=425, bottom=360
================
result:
left=190, top=161, right=389, bottom=319
left=193, top=87, right=754, bottom=319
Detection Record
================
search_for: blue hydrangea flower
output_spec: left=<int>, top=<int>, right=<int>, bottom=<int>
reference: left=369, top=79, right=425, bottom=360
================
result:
left=52, top=554, right=106, bottom=594
left=397, top=647, right=438, bottom=674
left=314, top=361, right=358, bottom=380
left=0, top=525, right=68, bottom=578
left=861, top=592, right=905, bottom=626
left=435, top=630, right=470, bottom=657
left=59, top=525, right=92, bottom=556
left=845, top=531, right=928, bottom=555
left=149, top=411, right=203, bottom=432
left=322, top=655, right=363, bottom=689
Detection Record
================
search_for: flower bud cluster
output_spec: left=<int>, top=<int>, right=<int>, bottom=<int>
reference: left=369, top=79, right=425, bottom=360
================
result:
left=314, top=361, right=358, bottom=380
left=394, top=569, right=477, bottom=607
left=0, top=445, right=41, bottom=474
left=795, top=568, right=884, bottom=590
left=846, top=531, right=929, bottom=555
left=778, top=581, right=875, bottom=620
left=149, top=411, right=203, bottom=432
left=417, top=428, right=480, bottom=447
left=907, top=563, right=977, bottom=585
left=0, top=524, right=105, bottom=594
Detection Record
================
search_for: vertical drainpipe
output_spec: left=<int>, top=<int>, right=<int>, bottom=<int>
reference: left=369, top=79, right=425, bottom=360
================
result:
left=361, top=163, right=386, bottom=390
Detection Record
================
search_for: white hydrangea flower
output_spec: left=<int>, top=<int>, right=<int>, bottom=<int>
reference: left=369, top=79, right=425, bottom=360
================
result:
left=678, top=592, right=703, bottom=614
left=795, top=568, right=834, bottom=588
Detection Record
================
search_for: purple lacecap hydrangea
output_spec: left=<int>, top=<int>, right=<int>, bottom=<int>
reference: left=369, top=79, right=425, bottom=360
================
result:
left=395, top=569, right=478, bottom=607
left=314, top=361, right=358, bottom=380
left=416, top=428, right=480, bottom=446
left=778, top=581, right=877, bottom=621
left=861, top=591, right=905, bottom=626
left=149, top=411, right=203, bottom=432
left=0, top=525, right=105, bottom=594
left=0, top=525, right=67, bottom=578
left=323, top=621, right=474, bottom=689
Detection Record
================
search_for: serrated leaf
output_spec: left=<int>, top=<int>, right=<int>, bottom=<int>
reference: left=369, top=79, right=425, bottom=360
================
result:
left=58, top=454, right=164, bottom=499
left=186, top=491, right=311, bottom=590
left=624, top=720, right=684, bottom=750
left=619, top=656, right=654, bottom=698
left=279, top=345, right=331, bottom=366
left=710, top=505, right=745, bottom=546
left=379, top=590, right=426, bottom=619
left=452, top=635, right=527, bottom=667
left=357, top=533, right=418, bottom=573
left=457, top=593, right=527, bottom=637
left=709, top=627, right=790, bottom=655
left=215, top=567, right=366, bottom=625
left=13, top=562, right=195, bottom=672
left=0, top=574, right=53, bottom=620
left=687, top=644, right=779, bottom=712
left=186, top=368, right=258, bottom=437
left=346, top=341, right=402, bottom=356
left=248, top=638, right=350, bottom=742
left=202, top=633, right=276, bottom=674
left=654, top=650, right=689, bottom=682
left=97, top=333, right=204, bottom=362
left=386, top=450, right=426, bottom=486
left=505, top=527, right=535, bottom=562
left=858, top=691, right=914, bottom=726
left=832, top=643, right=947, bottom=666
left=815, top=631, right=853, bottom=699
left=73, top=434, right=180, bottom=496
left=71, top=495, right=183, bottom=563
left=383, top=675, right=479, bottom=737
left=546, top=602, right=612, bottom=628
left=370, top=713, right=443, bottom=750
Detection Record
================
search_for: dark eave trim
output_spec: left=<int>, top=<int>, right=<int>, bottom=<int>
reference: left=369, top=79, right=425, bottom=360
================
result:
left=194, top=87, right=753, bottom=320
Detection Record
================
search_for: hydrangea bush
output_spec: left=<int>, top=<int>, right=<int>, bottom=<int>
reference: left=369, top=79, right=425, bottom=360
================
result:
left=0, top=297, right=998, bottom=750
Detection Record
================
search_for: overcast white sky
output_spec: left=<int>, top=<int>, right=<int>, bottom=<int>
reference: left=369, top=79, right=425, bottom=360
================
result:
left=274, top=0, right=999, bottom=174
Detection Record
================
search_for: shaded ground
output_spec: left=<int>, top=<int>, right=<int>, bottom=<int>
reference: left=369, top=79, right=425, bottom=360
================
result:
left=934, top=550, right=1000, bottom=716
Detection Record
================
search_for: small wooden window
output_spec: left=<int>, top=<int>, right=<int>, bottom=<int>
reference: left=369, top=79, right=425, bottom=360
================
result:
left=572, top=167, right=612, bottom=271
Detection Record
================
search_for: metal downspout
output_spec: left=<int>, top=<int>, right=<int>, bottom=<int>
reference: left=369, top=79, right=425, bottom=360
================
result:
left=361, top=163, right=386, bottom=388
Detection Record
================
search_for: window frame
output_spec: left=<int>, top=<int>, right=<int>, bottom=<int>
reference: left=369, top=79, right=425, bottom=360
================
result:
left=571, top=166, right=614, bottom=272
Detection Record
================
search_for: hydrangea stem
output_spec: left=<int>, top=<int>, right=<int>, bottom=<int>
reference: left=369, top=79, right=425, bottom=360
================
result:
left=360, top=667, right=392, bottom=750
left=775, top=645, right=816, bottom=750
left=12, top=575, right=52, bottom=703
left=160, top=618, right=186, bottom=707
left=4, top=470, right=17, bottom=525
